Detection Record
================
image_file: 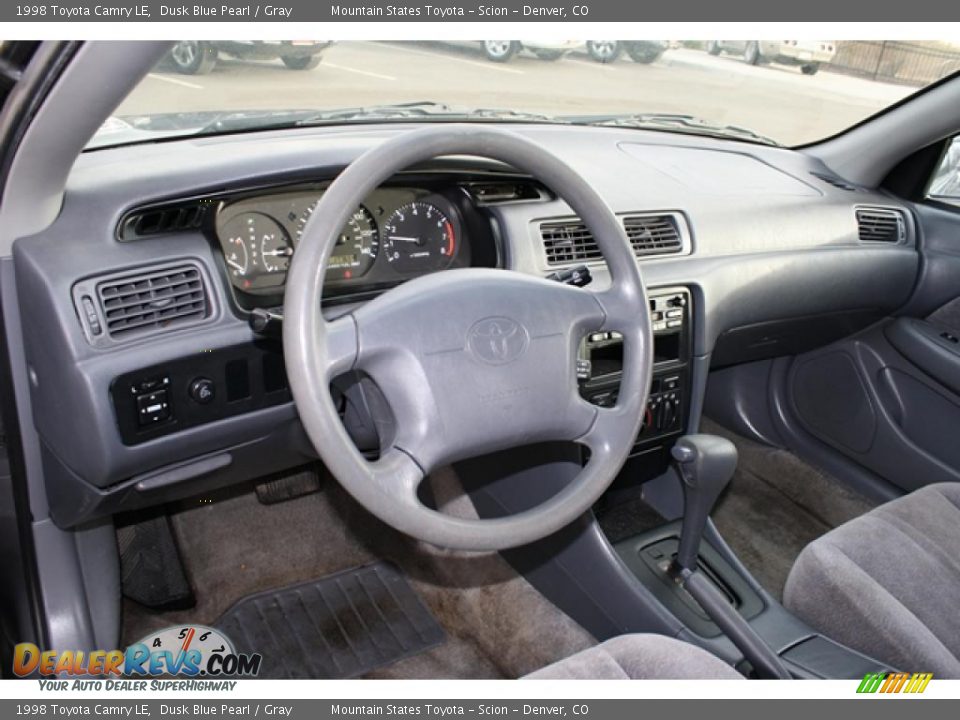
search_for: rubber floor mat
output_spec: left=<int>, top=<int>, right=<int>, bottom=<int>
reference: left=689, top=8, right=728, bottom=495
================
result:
left=215, top=561, right=445, bottom=678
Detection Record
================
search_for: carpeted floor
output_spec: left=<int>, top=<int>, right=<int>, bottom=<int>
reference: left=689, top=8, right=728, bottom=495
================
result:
left=120, top=468, right=595, bottom=679
left=702, top=417, right=877, bottom=600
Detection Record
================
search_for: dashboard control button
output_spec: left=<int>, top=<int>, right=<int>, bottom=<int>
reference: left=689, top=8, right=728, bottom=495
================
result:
left=137, top=375, right=169, bottom=393
left=189, top=377, right=216, bottom=405
left=80, top=295, right=102, bottom=336
left=576, top=359, right=592, bottom=381
left=137, top=390, right=171, bottom=426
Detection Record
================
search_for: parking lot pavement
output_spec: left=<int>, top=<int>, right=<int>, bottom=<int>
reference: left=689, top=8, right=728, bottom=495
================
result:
left=117, top=42, right=920, bottom=147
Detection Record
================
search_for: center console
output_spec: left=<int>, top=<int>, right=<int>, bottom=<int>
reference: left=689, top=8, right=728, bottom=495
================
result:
left=579, top=287, right=692, bottom=480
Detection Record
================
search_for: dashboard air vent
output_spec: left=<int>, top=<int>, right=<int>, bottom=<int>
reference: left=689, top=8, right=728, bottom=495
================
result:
left=463, top=181, right=547, bottom=205
left=119, top=201, right=209, bottom=241
left=541, top=214, right=685, bottom=266
left=541, top=221, right=604, bottom=265
left=856, top=207, right=905, bottom=243
left=96, top=264, right=209, bottom=340
left=623, top=215, right=683, bottom=256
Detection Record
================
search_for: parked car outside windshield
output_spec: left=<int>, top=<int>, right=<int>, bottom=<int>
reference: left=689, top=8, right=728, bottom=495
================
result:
left=98, top=40, right=960, bottom=149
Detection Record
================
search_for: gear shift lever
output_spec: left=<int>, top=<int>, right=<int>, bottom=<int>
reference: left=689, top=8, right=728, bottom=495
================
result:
left=667, top=434, right=791, bottom=679
left=670, top=434, right=738, bottom=573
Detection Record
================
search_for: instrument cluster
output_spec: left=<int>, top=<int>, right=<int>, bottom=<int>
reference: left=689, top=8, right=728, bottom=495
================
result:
left=215, top=184, right=475, bottom=300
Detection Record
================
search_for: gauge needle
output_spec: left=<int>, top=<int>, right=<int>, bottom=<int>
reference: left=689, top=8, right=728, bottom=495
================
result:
left=226, top=259, right=246, bottom=272
left=263, top=249, right=293, bottom=256
left=388, top=236, right=421, bottom=243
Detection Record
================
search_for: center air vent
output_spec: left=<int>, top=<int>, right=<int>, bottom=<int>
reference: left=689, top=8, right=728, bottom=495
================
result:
left=73, top=263, right=211, bottom=345
left=540, top=213, right=685, bottom=266
left=623, top=215, right=683, bottom=256
left=856, top=207, right=905, bottom=243
left=541, top=220, right=604, bottom=265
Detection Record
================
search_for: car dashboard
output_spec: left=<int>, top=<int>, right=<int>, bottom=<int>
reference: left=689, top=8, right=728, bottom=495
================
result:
left=115, top=175, right=503, bottom=315
left=10, top=122, right=921, bottom=529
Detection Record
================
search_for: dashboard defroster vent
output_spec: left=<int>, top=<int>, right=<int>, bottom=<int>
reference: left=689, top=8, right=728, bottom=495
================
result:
left=856, top=207, right=905, bottom=243
left=96, top=264, right=210, bottom=341
left=811, top=172, right=861, bottom=192
left=540, top=213, right=685, bottom=266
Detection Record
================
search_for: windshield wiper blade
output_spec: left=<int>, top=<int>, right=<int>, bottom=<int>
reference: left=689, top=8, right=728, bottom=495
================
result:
left=571, top=113, right=779, bottom=146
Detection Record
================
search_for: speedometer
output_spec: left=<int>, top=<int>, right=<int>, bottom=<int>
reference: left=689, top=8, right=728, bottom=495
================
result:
left=382, top=201, right=457, bottom=274
left=297, top=203, right=380, bottom=281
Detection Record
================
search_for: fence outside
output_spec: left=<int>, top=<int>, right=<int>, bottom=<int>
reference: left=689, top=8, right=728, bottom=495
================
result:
left=828, top=41, right=960, bottom=86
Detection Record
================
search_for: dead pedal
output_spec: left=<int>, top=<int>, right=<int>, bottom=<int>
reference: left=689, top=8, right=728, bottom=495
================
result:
left=118, top=514, right=194, bottom=610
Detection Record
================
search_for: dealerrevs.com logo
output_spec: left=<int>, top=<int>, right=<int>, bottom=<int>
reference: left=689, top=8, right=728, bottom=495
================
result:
left=13, top=625, right=261, bottom=682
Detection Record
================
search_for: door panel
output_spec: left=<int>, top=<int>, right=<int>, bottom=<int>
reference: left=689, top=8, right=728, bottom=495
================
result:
left=783, top=202, right=960, bottom=494
left=787, top=322, right=960, bottom=493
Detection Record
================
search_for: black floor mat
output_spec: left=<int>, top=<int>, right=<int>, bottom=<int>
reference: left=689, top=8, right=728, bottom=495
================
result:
left=118, top=514, right=194, bottom=610
left=215, top=561, right=445, bottom=678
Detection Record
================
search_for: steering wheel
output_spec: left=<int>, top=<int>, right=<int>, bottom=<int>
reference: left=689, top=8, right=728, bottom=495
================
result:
left=284, top=125, right=652, bottom=551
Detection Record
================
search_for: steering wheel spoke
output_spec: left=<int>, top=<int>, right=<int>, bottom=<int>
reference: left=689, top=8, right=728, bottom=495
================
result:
left=591, top=284, right=647, bottom=335
left=367, top=447, right=426, bottom=507
left=322, top=314, right=360, bottom=380
left=576, top=402, right=642, bottom=467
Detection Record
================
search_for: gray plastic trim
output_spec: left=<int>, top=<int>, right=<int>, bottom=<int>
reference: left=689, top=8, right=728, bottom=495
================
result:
left=1, top=42, right=170, bottom=252
left=806, top=76, right=960, bottom=188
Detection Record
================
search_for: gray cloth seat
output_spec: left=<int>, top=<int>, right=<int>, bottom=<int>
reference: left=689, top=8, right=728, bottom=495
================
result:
left=524, top=634, right=742, bottom=679
left=784, top=482, right=960, bottom=677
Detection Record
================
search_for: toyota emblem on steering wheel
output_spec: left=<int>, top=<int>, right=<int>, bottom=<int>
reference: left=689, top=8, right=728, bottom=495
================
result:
left=467, top=317, right=530, bottom=365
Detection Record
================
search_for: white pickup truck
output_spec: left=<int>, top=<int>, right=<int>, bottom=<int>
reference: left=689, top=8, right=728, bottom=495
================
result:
left=706, top=40, right=836, bottom=75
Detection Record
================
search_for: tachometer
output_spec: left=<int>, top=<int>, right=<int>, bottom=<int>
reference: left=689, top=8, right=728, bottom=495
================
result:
left=382, top=201, right=457, bottom=274
left=297, top=203, right=380, bottom=281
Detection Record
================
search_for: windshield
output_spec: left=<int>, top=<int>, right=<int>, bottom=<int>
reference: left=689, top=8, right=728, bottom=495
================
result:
left=98, top=40, right=960, bottom=149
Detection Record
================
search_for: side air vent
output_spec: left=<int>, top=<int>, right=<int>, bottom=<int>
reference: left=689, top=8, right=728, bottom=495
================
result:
left=119, top=201, right=209, bottom=241
left=72, top=263, right=211, bottom=345
left=540, top=213, right=686, bottom=266
left=856, top=207, right=906, bottom=243
left=623, top=215, right=683, bottom=256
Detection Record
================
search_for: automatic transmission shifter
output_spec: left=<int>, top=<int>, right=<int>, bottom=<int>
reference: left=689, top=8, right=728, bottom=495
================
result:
left=668, top=434, right=791, bottom=679
left=671, top=435, right=738, bottom=573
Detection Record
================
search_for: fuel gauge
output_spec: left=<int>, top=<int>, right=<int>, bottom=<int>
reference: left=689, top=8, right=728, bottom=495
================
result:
left=219, top=211, right=290, bottom=292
